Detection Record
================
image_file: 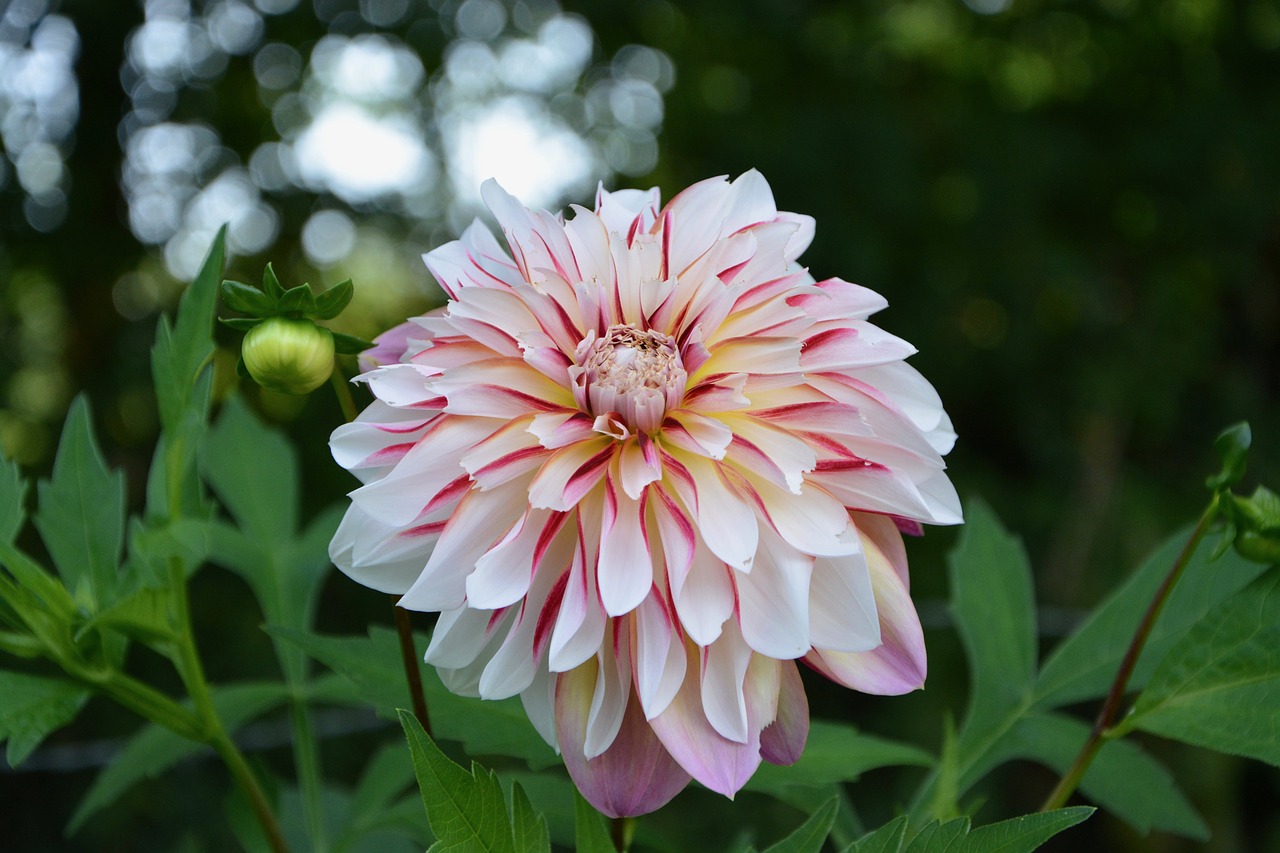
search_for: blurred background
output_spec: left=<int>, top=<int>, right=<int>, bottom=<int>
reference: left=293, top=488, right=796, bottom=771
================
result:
left=1, top=0, right=1278, bottom=850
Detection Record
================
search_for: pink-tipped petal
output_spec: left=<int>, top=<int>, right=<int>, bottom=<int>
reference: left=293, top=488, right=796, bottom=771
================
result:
left=759, top=660, right=809, bottom=765
left=556, top=660, right=691, bottom=818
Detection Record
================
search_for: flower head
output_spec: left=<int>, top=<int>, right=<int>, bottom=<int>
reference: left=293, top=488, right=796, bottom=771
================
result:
left=330, top=171, right=961, bottom=816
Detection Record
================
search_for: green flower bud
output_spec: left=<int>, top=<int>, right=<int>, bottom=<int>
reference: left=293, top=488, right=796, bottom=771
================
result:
left=242, top=317, right=335, bottom=395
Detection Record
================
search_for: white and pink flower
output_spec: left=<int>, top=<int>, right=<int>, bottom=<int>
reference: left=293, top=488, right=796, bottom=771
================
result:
left=330, top=171, right=961, bottom=816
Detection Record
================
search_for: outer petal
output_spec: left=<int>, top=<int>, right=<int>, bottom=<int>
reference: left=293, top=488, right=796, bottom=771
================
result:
left=649, top=639, right=763, bottom=797
left=806, top=524, right=926, bottom=694
left=759, top=659, right=809, bottom=766
left=556, top=658, right=690, bottom=818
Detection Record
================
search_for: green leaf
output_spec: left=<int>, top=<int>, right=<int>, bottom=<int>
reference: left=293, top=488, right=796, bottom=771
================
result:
left=262, top=262, right=285, bottom=300
left=1124, top=566, right=1280, bottom=765
left=1034, top=525, right=1266, bottom=709
left=314, top=279, right=355, bottom=320
left=400, top=709, right=518, bottom=853
left=332, top=331, right=376, bottom=355
left=572, top=790, right=614, bottom=853
left=948, top=501, right=1037, bottom=737
left=1206, top=421, right=1250, bottom=491
left=509, top=782, right=551, bottom=853
left=762, top=797, right=838, bottom=853
left=278, top=283, right=317, bottom=315
left=746, top=721, right=934, bottom=794
left=0, top=453, right=26, bottom=546
left=903, top=817, right=969, bottom=853
left=202, top=397, right=298, bottom=544
left=221, top=280, right=274, bottom=316
left=0, top=670, right=90, bottom=766
left=75, top=586, right=178, bottom=651
left=845, top=815, right=908, bottom=853
left=69, top=681, right=287, bottom=833
left=1003, top=714, right=1207, bottom=839
left=203, top=398, right=339, bottom=682
left=33, top=396, right=125, bottom=612
left=154, top=227, right=224, bottom=433
left=956, top=807, right=1093, bottom=853
left=270, top=625, right=558, bottom=767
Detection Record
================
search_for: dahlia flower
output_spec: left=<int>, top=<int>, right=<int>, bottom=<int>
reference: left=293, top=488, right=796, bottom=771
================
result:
left=330, top=171, right=961, bottom=816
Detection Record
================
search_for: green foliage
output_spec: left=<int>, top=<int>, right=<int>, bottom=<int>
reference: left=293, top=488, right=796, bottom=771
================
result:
left=33, top=396, right=126, bottom=613
left=759, top=797, right=838, bottom=853
left=220, top=263, right=365, bottom=342
left=68, top=682, right=288, bottom=833
left=271, top=625, right=558, bottom=767
left=572, top=791, right=614, bottom=853
left=847, top=809, right=1092, bottom=853
left=1123, top=566, right=1280, bottom=766
left=0, top=671, right=90, bottom=766
left=948, top=500, right=1038, bottom=742
left=202, top=397, right=341, bottom=683
left=0, top=455, right=26, bottom=546
left=1033, top=528, right=1265, bottom=710
left=1003, top=714, right=1206, bottom=839
left=844, top=816, right=908, bottom=853
left=400, top=709, right=550, bottom=853
left=1207, top=422, right=1252, bottom=492
left=747, top=721, right=934, bottom=796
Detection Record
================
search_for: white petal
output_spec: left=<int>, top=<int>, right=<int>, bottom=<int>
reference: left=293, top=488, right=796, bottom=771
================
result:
left=736, top=526, right=812, bottom=659
left=809, top=545, right=881, bottom=653
left=700, top=620, right=752, bottom=744
left=597, top=480, right=654, bottom=617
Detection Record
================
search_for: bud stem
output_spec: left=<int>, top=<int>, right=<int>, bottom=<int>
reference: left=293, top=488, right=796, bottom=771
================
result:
left=1040, top=497, right=1219, bottom=812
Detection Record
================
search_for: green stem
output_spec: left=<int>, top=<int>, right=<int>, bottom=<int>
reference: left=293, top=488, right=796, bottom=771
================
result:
left=329, top=365, right=359, bottom=423
left=290, top=699, right=328, bottom=853
left=167, top=558, right=291, bottom=851
left=611, top=816, right=635, bottom=852
left=393, top=601, right=432, bottom=737
left=1039, top=499, right=1219, bottom=812
left=211, top=728, right=292, bottom=853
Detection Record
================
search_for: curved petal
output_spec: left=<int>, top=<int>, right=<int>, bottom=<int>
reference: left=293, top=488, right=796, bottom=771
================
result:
left=556, top=659, right=690, bottom=818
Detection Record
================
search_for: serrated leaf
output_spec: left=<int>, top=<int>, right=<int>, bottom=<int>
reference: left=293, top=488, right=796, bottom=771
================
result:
left=762, top=797, right=838, bottom=853
left=270, top=625, right=557, bottom=766
left=845, top=815, right=908, bottom=853
left=400, top=710, right=518, bottom=853
left=332, top=331, right=376, bottom=355
left=0, top=671, right=90, bottom=766
left=221, top=280, right=274, bottom=316
left=1004, top=714, right=1207, bottom=839
left=948, top=501, right=1037, bottom=738
left=0, top=453, right=26, bottom=546
left=68, top=681, right=287, bottom=833
left=957, top=807, right=1093, bottom=853
left=510, top=782, right=551, bottom=853
left=33, top=396, right=125, bottom=612
left=572, top=790, right=614, bottom=853
left=203, top=397, right=298, bottom=544
left=314, top=279, right=354, bottom=320
left=1034, top=526, right=1267, bottom=709
left=903, top=817, right=969, bottom=853
left=1124, top=566, right=1280, bottom=765
left=747, top=721, right=934, bottom=794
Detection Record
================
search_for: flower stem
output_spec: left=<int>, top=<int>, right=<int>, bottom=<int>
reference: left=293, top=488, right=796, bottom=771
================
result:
left=211, top=728, right=292, bottom=853
left=611, top=816, right=635, bottom=852
left=329, top=365, right=359, bottom=423
left=290, top=699, right=328, bottom=853
left=168, top=558, right=291, bottom=851
left=393, top=600, right=432, bottom=737
left=1039, top=499, right=1218, bottom=812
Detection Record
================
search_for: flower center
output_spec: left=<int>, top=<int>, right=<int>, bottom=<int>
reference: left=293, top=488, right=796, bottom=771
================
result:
left=572, top=324, right=687, bottom=433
